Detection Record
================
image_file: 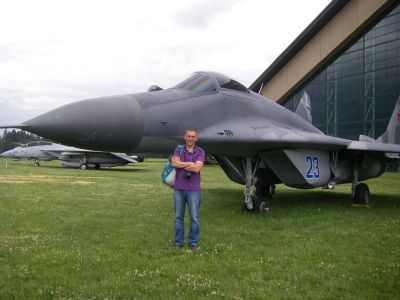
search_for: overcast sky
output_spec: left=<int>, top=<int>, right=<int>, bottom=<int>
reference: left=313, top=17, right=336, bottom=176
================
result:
left=0, top=0, right=331, bottom=127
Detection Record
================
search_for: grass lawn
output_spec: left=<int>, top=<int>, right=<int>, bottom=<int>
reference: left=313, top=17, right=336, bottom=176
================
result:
left=0, top=158, right=399, bottom=299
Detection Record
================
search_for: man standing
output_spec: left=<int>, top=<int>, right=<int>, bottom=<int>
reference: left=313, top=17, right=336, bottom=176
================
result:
left=171, top=128, right=205, bottom=250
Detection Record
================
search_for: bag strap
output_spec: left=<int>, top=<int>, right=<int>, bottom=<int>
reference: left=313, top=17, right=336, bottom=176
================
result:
left=176, top=144, right=184, bottom=160
left=177, top=144, right=184, bottom=154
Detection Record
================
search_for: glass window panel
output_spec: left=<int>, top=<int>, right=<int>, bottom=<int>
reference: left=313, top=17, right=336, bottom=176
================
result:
left=283, top=2, right=400, bottom=140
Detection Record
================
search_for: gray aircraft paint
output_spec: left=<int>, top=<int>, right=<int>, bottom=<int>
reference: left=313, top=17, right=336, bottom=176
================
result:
left=260, top=149, right=330, bottom=188
left=295, top=91, right=312, bottom=123
left=378, top=96, right=400, bottom=145
left=0, top=141, right=136, bottom=168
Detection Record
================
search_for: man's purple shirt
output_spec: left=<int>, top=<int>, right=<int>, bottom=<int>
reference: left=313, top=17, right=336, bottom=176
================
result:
left=173, top=145, right=205, bottom=191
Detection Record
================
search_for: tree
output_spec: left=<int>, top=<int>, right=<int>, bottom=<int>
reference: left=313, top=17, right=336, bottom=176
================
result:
left=0, top=130, right=41, bottom=153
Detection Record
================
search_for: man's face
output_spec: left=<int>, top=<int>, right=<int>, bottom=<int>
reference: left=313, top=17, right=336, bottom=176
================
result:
left=184, top=130, right=197, bottom=147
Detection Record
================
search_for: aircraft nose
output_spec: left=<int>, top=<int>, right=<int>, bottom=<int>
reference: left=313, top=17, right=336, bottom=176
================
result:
left=0, top=150, right=12, bottom=158
left=24, top=95, right=144, bottom=152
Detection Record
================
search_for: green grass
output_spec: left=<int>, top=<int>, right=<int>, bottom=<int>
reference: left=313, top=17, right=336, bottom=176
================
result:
left=0, top=158, right=399, bottom=299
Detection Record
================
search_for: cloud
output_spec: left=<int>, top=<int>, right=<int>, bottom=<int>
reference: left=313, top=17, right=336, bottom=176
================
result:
left=174, top=0, right=241, bottom=29
left=0, top=0, right=332, bottom=127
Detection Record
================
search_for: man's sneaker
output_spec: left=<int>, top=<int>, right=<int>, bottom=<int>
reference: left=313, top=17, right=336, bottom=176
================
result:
left=189, top=244, right=199, bottom=251
left=175, top=243, right=184, bottom=249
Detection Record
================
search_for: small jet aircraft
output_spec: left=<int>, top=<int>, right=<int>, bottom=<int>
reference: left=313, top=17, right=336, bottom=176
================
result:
left=1, top=141, right=56, bottom=166
left=0, top=141, right=137, bottom=169
left=2, top=72, right=400, bottom=211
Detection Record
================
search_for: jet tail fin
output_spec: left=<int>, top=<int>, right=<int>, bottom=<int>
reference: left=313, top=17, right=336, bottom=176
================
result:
left=295, top=91, right=312, bottom=123
left=377, top=96, right=400, bottom=144
left=359, top=134, right=377, bottom=143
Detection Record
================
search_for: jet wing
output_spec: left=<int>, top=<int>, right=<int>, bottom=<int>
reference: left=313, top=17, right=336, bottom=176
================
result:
left=40, top=149, right=95, bottom=158
left=110, top=152, right=137, bottom=163
left=40, top=150, right=62, bottom=158
left=41, top=147, right=104, bottom=161
left=347, top=141, right=400, bottom=152
left=199, top=118, right=400, bottom=156
left=198, top=119, right=351, bottom=156
left=42, top=148, right=137, bottom=163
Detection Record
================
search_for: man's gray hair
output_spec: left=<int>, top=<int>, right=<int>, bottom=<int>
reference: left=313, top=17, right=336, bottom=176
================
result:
left=185, top=127, right=198, bottom=134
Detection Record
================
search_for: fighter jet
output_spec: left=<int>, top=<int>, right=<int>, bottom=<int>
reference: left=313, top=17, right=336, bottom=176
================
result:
left=2, top=71, right=400, bottom=211
left=1, top=141, right=56, bottom=165
left=0, top=141, right=137, bottom=169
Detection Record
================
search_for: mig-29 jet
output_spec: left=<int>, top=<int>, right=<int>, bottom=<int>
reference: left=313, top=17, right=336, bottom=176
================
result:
left=2, top=71, right=400, bottom=212
left=0, top=140, right=137, bottom=169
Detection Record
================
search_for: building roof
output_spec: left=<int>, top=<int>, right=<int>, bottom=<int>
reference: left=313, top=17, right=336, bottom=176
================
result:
left=249, top=0, right=350, bottom=93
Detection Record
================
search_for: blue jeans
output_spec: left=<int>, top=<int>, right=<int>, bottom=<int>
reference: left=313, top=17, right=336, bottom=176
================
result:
left=174, top=190, right=201, bottom=246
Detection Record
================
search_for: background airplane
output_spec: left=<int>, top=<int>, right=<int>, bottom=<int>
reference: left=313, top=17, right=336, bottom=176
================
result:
left=2, top=71, right=400, bottom=212
left=0, top=141, right=137, bottom=169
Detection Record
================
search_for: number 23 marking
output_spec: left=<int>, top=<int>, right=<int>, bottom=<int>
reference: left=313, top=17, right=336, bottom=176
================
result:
left=306, top=156, right=320, bottom=179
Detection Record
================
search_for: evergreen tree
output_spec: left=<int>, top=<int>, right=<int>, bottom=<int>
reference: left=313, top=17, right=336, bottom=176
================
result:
left=0, top=130, right=41, bottom=152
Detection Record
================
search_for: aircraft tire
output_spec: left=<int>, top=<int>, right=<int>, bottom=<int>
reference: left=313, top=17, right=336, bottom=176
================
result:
left=354, top=183, right=370, bottom=204
left=241, top=196, right=258, bottom=213
left=254, top=196, right=268, bottom=213
left=255, top=184, right=275, bottom=198
left=241, top=201, right=255, bottom=212
left=242, top=196, right=268, bottom=213
left=80, top=164, right=87, bottom=170
left=257, top=200, right=267, bottom=213
left=327, top=181, right=336, bottom=190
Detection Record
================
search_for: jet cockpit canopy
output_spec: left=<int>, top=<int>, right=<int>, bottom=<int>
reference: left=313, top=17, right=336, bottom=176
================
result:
left=24, top=141, right=53, bottom=147
left=173, top=72, right=249, bottom=94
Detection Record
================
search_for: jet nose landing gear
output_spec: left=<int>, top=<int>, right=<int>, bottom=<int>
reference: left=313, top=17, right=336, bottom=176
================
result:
left=242, top=157, right=272, bottom=213
left=242, top=189, right=272, bottom=213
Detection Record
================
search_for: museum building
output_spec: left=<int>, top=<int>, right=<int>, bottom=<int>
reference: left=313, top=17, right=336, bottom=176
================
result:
left=250, top=0, right=400, bottom=141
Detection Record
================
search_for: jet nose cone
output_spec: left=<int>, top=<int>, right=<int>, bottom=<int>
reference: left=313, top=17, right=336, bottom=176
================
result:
left=0, top=150, right=12, bottom=158
left=25, top=95, right=144, bottom=152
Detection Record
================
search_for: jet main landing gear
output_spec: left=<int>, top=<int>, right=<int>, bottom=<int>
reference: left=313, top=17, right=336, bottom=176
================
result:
left=352, top=182, right=370, bottom=204
left=351, top=158, right=370, bottom=204
left=80, top=155, right=88, bottom=170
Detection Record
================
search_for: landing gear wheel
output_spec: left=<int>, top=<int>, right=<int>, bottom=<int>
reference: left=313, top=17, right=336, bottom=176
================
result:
left=241, top=195, right=256, bottom=212
left=242, top=196, right=268, bottom=213
left=254, top=197, right=268, bottom=213
left=80, top=164, right=87, bottom=170
left=241, top=201, right=247, bottom=212
left=326, top=181, right=336, bottom=190
left=353, top=183, right=370, bottom=204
